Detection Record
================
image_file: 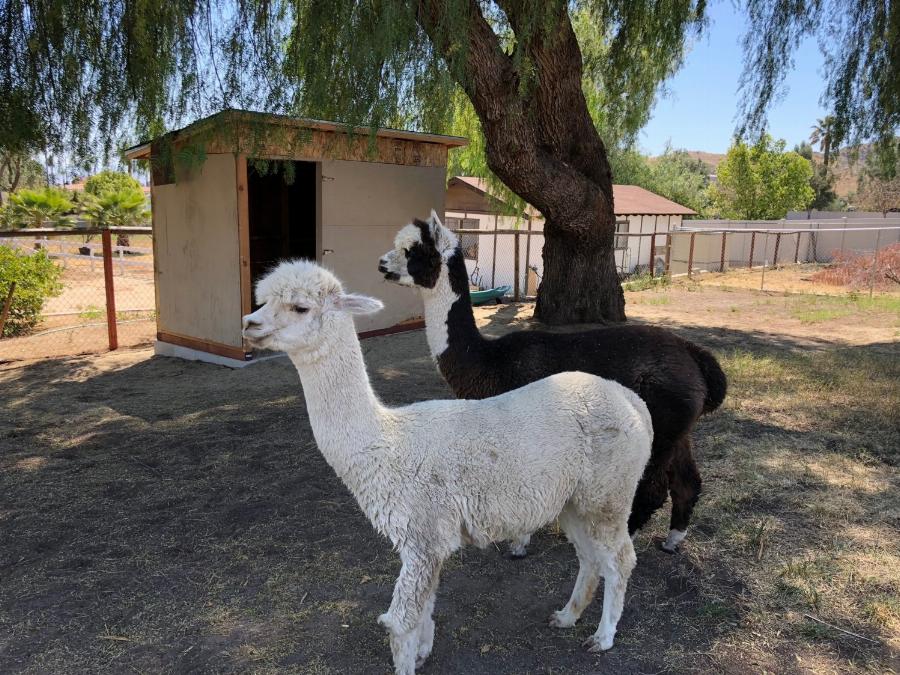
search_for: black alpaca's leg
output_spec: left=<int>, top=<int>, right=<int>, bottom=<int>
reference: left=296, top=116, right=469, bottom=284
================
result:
left=627, top=454, right=671, bottom=536
left=663, top=436, right=702, bottom=553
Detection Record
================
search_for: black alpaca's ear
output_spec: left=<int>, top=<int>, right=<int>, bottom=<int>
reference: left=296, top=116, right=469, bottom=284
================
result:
left=429, top=209, right=443, bottom=229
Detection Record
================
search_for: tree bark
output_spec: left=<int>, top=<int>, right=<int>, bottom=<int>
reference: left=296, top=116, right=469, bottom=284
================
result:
left=415, top=0, right=626, bottom=323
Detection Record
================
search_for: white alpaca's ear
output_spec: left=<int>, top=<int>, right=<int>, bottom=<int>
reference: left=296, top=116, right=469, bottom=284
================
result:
left=332, top=293, right=384, bottom=315
left=429, top=209, right=443, bottom=228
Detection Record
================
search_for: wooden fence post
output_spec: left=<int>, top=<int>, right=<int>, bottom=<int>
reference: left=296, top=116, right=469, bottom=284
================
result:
left=719, top=232, right=727, bottom=272
left=772, top=233, right=782, bottom=267
left=513, top=231, right=521, bottom=302
left=0, top=281, right=15, bottom=337
left=687, top=232, right=696, bottom=278
left=794, top=231, right=801, bottom=264
left=649, top=232, right=657, bottom=278
left=748, top=231, right=756, bottom=269
left=102, top=229, right=118, bottom=350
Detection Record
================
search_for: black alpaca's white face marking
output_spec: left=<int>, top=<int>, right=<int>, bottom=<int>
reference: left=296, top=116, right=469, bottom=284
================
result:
left=379, top=215, right=455, bottom=289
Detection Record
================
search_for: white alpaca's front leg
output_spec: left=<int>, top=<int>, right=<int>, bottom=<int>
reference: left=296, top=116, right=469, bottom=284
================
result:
left=378, top=552, right=442, bottom=675
left=508, top=534, right=531, bottom=558
left=415, top=591, right=436, bottom=668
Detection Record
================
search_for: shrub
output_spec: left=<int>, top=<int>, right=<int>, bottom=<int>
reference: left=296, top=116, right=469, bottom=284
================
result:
left=0, top=245, right=63, bottom=337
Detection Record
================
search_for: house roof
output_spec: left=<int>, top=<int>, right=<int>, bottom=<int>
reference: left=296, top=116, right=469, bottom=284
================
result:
left=123, top=109, right=468, bottom=160
left=62, top=178, right=150, bottom=196
left=448, top=176, right=696, bottom=217
left=612, top=184, right=696, bottom=216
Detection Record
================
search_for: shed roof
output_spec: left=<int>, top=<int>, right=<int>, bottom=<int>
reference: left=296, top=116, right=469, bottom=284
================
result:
left=123, top=108, right=468, bottom=160
left=448, top=176, right=696, bottom=217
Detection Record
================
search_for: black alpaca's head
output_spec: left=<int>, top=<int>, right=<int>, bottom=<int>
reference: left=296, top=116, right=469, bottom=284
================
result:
left=379, top=210, right=459, bottom=289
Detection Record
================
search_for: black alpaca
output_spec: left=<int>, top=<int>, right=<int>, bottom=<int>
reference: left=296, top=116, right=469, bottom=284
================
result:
left=379, top=215, right=727, bottom=553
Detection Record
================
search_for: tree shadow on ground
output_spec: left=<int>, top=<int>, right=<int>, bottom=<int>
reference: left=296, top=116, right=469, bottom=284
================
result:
left=0, top=323, right=896, bottom=673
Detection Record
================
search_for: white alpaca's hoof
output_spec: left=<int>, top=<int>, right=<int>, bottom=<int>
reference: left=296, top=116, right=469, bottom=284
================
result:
left=583, top=633, right=614, bottom=653
left=509, top=543, right=528, bottom=558
left=661, top=528, right=686, bottom=554
left=549, top=609, right=577, bottom=628
left=378, top=612, right=397, bottom=632
left=416, top=637, right=433, bottom=667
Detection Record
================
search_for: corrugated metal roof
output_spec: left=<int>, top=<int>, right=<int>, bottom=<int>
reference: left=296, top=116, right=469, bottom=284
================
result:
left=449, top=176, right=696, bottom=217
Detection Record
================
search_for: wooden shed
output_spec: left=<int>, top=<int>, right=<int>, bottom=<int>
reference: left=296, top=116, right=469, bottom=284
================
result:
left=124, top=109, right=466, bottom=366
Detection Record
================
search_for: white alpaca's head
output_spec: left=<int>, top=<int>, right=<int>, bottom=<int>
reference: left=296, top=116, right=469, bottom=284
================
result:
left=378, top=209, right=458, bottom=288
left=242, top=260, right=383, bottom=354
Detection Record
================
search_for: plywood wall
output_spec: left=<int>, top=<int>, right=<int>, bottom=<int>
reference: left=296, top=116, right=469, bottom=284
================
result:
left=320, top=160, right=447, bottom=332
left=152, top=154, right=243, bottom=347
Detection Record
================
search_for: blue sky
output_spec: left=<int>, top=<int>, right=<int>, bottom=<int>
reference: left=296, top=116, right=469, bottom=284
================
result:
left=640, top=1, right=828, bottom=155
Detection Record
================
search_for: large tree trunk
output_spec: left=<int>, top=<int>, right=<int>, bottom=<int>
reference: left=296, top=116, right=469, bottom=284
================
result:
left=417, top=0, right=626, bottom=323
left=537, top=219, right=624, bottom=323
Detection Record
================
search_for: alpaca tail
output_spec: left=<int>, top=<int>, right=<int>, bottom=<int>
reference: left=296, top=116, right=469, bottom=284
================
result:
left=687, top=343, right=727, bottom=414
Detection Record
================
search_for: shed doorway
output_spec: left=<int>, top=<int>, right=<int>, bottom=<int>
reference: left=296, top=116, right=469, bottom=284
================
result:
left=247, top=160, right=318, bottom=305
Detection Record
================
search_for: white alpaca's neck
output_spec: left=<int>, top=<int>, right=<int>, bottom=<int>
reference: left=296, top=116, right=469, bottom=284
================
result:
left=288, top=317, right=386, bottom=487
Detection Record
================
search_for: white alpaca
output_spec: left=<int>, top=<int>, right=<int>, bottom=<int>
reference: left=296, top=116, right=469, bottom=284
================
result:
left=242, top=261, right=653, bottom=675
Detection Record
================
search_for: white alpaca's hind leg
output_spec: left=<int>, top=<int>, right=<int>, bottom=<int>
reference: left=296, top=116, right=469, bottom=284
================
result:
left=509, top=534, right=531, bottom=558
left=583, top=533, right=636, bottom=653
left=415, top=591, right=436, bottom=668
left=550, top=510, right=600, bottom=629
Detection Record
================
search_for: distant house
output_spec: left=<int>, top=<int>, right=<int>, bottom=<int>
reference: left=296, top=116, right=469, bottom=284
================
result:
left=445, top=176, right=695, bottom=292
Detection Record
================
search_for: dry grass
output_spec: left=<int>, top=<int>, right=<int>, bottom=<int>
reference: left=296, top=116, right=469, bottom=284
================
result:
left=0, top=285, right=897, bottom=673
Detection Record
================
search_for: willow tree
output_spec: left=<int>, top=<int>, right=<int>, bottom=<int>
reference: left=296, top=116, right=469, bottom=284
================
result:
left=3, top=0, right=898, bottom=322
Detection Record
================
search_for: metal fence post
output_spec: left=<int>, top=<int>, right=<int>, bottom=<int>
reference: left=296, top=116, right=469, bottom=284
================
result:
left=869, top=229, right=882, bottom=298
left=687, top=232, right=696, bottom=278
left=513, top=230, right=521, bottom=302
left=101, top=228, right=119, bottom=350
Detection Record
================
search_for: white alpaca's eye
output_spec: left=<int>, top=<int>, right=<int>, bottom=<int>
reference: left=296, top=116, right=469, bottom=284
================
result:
left=293, top=305, right=309, bottom=314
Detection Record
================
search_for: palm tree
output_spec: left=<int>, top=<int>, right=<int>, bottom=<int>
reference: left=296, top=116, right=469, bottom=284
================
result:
left=8, top=188, right=74, bottom=228
left=810, top=116, right=837, bottom=167
left=81, top=188, right=149, bottom=246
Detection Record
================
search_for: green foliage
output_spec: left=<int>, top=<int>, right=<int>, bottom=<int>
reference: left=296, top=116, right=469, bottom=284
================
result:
left=6, top=188, right=75, bottom=228
left=81, top=189, right=149, bottom=228
left=84, top=171, right=142, bottom=197
left=0, top=154, right=45, bottom=202
left=854, top=145, right=900, bottom=215
left=0, top=246, right=63, bottom=337
left=710, top=135, right=814, bottom=219
left=739, top=0, right=899, bottom=158
left=646, top=148, right=712, bottom=216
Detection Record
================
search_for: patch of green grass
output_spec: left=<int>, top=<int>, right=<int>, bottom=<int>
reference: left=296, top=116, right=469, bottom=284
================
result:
left=78, top=305, right=103, bottom=320
left=791, top=293, right=900, bottom=323
left=622, top=273, right=671, bottom=292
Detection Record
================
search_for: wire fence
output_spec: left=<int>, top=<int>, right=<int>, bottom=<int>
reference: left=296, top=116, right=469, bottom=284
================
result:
left=448, top=222, right=900, bottom=300
left=0, top=227, right=154, bottom=364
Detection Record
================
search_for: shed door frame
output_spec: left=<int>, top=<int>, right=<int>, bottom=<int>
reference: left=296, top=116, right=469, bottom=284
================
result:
left=236, top=155, right=323, bottom=337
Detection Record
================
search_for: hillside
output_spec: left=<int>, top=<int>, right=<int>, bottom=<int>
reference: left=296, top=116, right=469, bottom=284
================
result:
left=671, top=149, right=865, bottom=200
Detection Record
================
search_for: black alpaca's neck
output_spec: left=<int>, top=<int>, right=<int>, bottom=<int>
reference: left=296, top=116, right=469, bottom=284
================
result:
left=443, top=249, right=484, bottom=349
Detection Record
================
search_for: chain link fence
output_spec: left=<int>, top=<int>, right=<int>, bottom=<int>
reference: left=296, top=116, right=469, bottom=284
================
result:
left=447, top=221, right=900, bottom=299
left=0, top=227, right=155, bottom=364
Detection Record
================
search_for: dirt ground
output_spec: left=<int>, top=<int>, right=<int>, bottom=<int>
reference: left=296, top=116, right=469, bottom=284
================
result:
left=689, top=264, right=900, bottom=297
left=1, top=282, right=898, bottom=674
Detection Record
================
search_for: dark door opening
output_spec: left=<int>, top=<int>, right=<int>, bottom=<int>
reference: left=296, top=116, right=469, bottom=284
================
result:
left=247, top=160, right=317, bottom=306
